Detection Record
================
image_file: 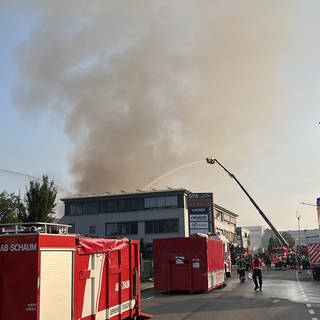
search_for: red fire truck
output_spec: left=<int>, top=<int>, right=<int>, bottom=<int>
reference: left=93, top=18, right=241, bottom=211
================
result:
left=306, top=236, right=320, bottom=280
left=269, top=245, right=290, bottom=269
left=0, top=222, right=152, bottom=320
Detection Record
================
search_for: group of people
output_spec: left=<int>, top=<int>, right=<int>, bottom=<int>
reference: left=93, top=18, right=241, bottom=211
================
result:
left=236, top=252, right=310, bottom=291
left=274, top=253, right=309, bottom=271
left=236, top=254, right=263, bottom=291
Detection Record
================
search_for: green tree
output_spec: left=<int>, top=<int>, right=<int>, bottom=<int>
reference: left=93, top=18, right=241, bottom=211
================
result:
left=25, top=175, right=57, bottom=222
left=0, top=191, right=27, bottom=223
left=262, top=229, right=295, bottom=252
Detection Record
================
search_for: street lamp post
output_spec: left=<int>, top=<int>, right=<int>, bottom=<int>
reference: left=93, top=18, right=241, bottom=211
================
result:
left=299, top=201, right=320, bottom=240
left=206, top=157, right=289, bottom=247
left=296, top=211, right=301, bottom=247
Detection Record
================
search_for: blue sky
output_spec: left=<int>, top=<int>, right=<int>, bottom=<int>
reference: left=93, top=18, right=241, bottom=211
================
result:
left=1, top=2, right=320, bottom=230
left=0, top=4, right=73, bottom=198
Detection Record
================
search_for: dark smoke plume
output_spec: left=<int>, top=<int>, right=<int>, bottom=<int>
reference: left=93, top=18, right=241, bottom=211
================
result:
left=13, top=1, right=295, bottom=194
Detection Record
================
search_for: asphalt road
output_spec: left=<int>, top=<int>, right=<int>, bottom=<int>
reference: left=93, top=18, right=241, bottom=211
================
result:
left=141, top=268, right=320, bottom=320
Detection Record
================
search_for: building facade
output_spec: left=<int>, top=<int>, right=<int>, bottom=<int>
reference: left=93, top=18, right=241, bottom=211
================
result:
left=285, top=229, right=320, bottom=246
left=214, top=204, right=238, bottom=243
left=243, top=225, right=265, bottom=253
left=59, top=188, right=239, bottom=255
left=235, top=226, right=251, bottom=248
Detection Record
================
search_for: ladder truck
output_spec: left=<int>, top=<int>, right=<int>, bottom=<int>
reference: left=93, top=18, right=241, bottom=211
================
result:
left=206, top=158, right=290, bottom=261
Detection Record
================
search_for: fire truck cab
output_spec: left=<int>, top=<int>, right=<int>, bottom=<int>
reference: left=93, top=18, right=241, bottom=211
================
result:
left=0, top=222, right=152, bottom=320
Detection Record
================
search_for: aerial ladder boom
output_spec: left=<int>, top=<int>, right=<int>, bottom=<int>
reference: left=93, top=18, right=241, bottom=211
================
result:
left=206, top=158, right=289, bottom=248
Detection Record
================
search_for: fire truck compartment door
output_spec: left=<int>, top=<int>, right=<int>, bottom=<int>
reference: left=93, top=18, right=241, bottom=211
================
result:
left=39, top=250, right=73, bottom=320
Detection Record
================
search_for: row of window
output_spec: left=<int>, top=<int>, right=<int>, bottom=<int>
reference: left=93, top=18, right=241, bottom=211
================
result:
left=67, top=196, right=181, bottom=216
left=216, top=228, right=237, bottom=243
left=215, top=210, right=236, bottom=225
left=85, top=219, right=179, bottom=236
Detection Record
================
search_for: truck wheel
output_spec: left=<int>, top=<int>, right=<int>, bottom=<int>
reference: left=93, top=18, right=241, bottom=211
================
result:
left=313, top=267, right=320, bottom=281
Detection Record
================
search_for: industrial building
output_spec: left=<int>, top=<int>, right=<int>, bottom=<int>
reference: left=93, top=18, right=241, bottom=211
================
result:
left=59, top=188, right=238, bottom=256
left=244, top=225, right=265, bottom=253
left=235, top=226, right=251, bottom=249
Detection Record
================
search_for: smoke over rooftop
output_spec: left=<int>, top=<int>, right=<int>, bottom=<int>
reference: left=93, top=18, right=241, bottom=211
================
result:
left=13, top=1, right=295, bottom=194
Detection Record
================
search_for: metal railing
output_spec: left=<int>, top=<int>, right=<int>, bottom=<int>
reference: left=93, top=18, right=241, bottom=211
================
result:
left=0, top=222, right=71, bottom=235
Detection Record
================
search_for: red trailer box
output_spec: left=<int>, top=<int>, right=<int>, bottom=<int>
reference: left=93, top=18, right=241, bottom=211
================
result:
left=153, top=236, right=225, bottom=293
left=0, top=223, right=152, bottom=320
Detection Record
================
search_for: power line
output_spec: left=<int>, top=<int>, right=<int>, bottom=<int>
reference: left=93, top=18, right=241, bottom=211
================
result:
left=0, top=168, right=73, bottom=195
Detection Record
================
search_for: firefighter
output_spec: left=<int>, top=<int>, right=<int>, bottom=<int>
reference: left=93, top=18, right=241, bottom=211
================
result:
left=245, top=255, right=253, bottom=271
left=237, top=255, right=246, bottom=282
left=290, top=253, right=296, bottom=269
left=282, top=255, right=287, bottom=270
left=264, top=255, right=271, bottom=271
left=297, top=255, right=302, bottom=273
left=301, top=254, right=307, bottom=270
left=252, top=254, right=263, bottom=291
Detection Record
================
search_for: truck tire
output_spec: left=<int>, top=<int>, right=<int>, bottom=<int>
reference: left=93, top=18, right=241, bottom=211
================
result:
left=313, top=267, right=320, bottom=281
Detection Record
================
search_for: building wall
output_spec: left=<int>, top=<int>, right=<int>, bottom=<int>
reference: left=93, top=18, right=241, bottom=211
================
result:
left=59, top=189, right=239, bottom=252
left=285, top=229, right=320, bottom=246
left=60, top=207, right=188, bottom=243
left=236, top=227, right=250, bottom=248
left=244, top=226, right=265, bottom=252
left=214, top=204, right=237, bottom=243
left=60, top=189, right=190, bottom=247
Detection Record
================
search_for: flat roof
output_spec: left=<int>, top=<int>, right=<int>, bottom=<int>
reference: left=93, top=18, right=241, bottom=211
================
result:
left=214, top=203, right=239, bottom=217
left=61, top=188, right=191, bottom=201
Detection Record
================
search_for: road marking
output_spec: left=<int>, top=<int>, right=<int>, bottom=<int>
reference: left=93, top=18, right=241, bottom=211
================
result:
left=307, top=304, right=312, bottom=307
left=311, top=318, right=317, bottom=320
left=309, top=310, right=315, bottom=315
left=273, top=299, right=280, bottom=303
left=146, top=296, right=154, bottom=300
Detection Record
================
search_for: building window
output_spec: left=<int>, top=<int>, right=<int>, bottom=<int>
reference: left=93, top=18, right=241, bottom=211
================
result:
left=69, top=203, right=83, bottom=215
left=224, top=214, right=231, bottom=222
left=215, top=210, right=222, bottom=221
left=144, top=197, right=157, bottom=209
left=128, top=198, right=138, bottom=211
left=144, top=196, right=178, bottom=209
left=118, top=199, right=126, bottom=211
left=106, top=200, right=117, bottom=213
left=157, top=197, right=165, bottom=208
left=145, top=219, right=179, bottom=234
left=89, top=226, right=96, bottom=234
left=84, top=202, right=100, bottom=215
left=105, top=198, right=144, bottom=213
left=166, top=196, right=178, bottom=207
left=105, top=222, right=138, bottom=236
